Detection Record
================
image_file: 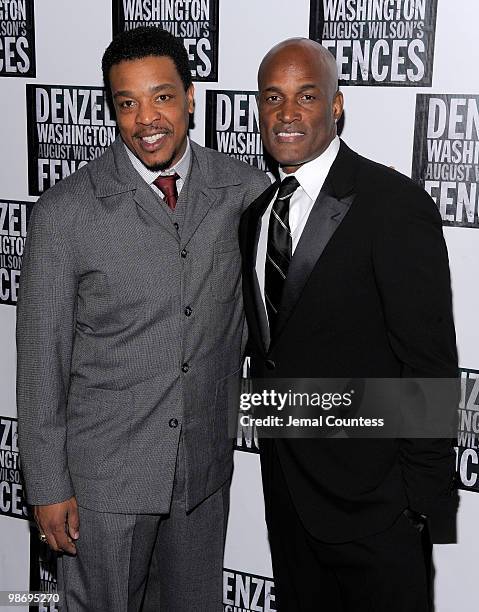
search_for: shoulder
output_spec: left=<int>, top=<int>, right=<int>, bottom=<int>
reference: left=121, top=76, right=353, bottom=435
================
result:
left=355, top=153, right=417, bottom=195
left=349, top=147, right=441, bottom=224
left=191, top=141, right=270, bottom=190
left=33, top=146, right=113, bottom=221
left=29, top=151, right=115, bottom=248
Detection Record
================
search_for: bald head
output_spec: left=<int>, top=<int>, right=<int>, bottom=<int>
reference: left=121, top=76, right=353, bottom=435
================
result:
left=256, top=37, right=343, bottom=173
left=258, top=38, right=339, bottom=98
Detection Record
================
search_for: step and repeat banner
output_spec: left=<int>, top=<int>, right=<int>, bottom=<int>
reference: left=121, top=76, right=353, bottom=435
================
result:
left=0, top=1, right=478, bottom=610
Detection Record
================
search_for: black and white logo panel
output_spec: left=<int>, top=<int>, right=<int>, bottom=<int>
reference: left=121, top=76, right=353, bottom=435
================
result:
left=26, top=84, right=117, bottom=196
left=0, top=0, right=35, bottom=77
left=112, top=0, right=219, bottom=81
left=29, top=535, right=59, bottom=611
left=0, top=417, right=28, bottom=519
left=205, top=90, right=268, bottom=172
left=412, top=94, right=479, bottom=228
left=224, top=568, right=276, bottom=612
left=309, top=0, right=439, bottom=86
left=0, top=199, right=34, bottom=306
left=456, top=369, right=479, bottom=492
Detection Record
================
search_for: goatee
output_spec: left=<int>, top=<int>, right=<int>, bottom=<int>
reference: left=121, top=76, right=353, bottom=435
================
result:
left=144, top=154, right=176, bottom=172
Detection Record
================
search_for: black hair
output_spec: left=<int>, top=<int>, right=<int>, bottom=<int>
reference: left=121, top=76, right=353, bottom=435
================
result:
left=102, top=26, right=192, bottom=92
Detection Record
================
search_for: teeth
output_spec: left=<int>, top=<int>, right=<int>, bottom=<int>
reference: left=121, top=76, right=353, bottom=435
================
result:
left=278, top=132, right=303, bottom=137
left=142, top=133, right=165, bottom=144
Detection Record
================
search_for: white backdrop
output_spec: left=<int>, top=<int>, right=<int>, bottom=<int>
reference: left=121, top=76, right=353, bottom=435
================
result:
left=1, top=1, right=478, bottom=610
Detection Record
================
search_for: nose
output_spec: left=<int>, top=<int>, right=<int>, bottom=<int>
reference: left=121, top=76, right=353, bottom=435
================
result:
left=136, top=101, right=160, bottom=125
left=277, top=98, right=301, bottom=124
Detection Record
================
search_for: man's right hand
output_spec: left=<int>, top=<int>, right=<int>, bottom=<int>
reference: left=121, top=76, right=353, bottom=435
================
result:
left=34, top=496, right=80, bottom=555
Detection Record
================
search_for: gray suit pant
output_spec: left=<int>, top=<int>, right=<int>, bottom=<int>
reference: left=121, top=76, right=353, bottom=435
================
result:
left=57, top=442, right=229, bottom=611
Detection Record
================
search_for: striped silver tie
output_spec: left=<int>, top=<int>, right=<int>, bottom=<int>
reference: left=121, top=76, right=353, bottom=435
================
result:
left=264, top=175, right=299, bottom=333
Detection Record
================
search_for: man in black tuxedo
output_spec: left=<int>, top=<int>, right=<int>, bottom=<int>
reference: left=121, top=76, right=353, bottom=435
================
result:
left=239, top=38, right=458, bottom=611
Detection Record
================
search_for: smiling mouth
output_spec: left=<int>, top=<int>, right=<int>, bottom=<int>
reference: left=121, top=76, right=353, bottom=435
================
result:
left=275, top=131, right=306, bottom=141
left=138, top=133, right=167, bottom=144
left=134, top=131, right=171, bottom=152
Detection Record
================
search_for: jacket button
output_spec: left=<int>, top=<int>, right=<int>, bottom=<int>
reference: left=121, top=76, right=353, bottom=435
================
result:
left=174, top=222, right=179, bottom=231
left=181, top=362, right=190, bottom=373
left=169, top=418, right=179, bottom=428
left=265, top=359, right=276, bottom=370
left=184, top=306, right=192, bottom=316
left=180, top=248, right=188, bottom=258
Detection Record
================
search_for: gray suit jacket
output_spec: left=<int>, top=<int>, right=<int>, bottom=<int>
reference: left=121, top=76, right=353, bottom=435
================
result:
left=16, top=137, right=269, bottom=513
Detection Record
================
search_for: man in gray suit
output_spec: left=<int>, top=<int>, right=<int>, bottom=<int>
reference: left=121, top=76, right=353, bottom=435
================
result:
left=16, top=27, right=269, bottom=611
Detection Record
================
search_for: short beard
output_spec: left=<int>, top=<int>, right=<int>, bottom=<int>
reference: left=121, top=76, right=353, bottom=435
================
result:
left=144, top=154, right=176, bottom=173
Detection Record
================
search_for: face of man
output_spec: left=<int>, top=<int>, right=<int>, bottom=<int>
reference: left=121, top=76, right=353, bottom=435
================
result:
left=258, top=43, right=343, bottom=173
left=109, top=55, right=194, bottom=171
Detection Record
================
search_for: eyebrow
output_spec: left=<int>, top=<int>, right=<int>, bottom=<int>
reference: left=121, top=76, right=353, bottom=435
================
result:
left=261, top=83, right=319, bottom=94
left=113, top=83, right=177, bottom=98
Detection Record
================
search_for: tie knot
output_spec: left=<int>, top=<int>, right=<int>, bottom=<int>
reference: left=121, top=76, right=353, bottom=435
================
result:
left=152, top=173, right=179, bottom=209
left=153, top=172, right=179, bottom=194
left=276, top=176, right=300, bottom=201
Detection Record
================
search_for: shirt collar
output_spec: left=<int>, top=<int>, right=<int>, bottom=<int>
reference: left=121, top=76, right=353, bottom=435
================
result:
left=278, top=136, right=340, bottom=202
left=124, top=138, right=191, bottom=185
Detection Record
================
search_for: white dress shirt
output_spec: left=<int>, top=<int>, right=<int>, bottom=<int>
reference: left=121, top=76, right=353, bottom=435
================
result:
left=256, top=136, right=340, bottom=314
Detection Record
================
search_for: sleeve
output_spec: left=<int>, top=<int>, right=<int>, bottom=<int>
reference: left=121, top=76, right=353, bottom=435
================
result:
left=16, top=200, right=77, bottom=505
left=372, top=185, right=459, bottom=543
left=240, top=169, right=271, bottom=358
left=241, top=169, right=272, bottom=213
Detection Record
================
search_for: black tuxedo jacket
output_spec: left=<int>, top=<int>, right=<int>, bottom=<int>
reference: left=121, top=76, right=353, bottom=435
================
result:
left=239, top=140, right=459, bottom=544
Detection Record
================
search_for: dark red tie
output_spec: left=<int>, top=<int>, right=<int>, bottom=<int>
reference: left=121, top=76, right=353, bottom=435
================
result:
left=153, top=173, right=179, bottom=210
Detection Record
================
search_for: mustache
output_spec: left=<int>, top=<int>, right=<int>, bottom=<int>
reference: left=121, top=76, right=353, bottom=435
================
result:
left=273, top=126, right=306, bottom=134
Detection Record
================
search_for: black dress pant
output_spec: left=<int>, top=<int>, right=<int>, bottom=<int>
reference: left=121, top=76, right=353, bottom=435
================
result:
left=264, top=444, right=432, bottom=612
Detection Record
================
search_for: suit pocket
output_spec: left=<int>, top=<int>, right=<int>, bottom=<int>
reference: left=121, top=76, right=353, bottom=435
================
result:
left=66, top=385, right=133, bottom=480
left=211, top=239, right=242, bottom=303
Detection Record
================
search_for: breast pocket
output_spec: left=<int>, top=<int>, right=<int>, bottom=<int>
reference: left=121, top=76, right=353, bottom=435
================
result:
left=211, top=238, right=242, bottom=303
left=66, top=386, right=133, bottom=480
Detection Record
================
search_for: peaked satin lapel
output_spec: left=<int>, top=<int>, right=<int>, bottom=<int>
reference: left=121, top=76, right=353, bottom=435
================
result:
left=272, top=190, right=354, bottom=342
left=271, top=141, right=358, bottom=346
left=243, top=180, right=279, bottom=354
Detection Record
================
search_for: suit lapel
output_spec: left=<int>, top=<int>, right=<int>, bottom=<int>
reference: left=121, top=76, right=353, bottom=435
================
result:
left=242, top=180, right=279, bottom=353
left=132, top=185, right=179, bottom=240
left=272, top=188, right=355, bottom=341
left=271, top=141, right=358, bottom=346
left=181, top=142, right=246, bottom=247
left=93, top=137, right=179, bottom=240
left=94, top=138, right=242, bottom=246
left=181, top=154, right=217, bottom=248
